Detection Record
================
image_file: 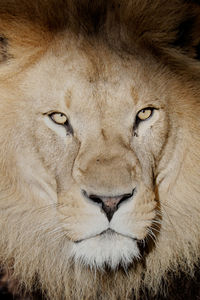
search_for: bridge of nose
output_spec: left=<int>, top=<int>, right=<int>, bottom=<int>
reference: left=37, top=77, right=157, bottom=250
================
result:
left=72, top=129, right=138, bottom=196
left=76, top=156, right=134, bottom=194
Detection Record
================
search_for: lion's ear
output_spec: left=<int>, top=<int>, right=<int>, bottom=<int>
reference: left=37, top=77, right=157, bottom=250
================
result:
left=172, top=2, right=200, bottom=60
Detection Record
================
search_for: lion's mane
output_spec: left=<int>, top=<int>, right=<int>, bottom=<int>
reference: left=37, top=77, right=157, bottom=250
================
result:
left=0, top=1, right=200, bottom=299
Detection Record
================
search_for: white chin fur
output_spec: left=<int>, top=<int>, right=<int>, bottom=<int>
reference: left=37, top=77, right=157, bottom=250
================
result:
left=71, top=232, right=140, bottom=269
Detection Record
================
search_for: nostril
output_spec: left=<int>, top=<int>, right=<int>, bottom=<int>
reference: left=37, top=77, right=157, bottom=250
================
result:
left=117, top=189, right=135, bottom=208
left=82, top=190, right=103, bottom=205
left=88, top=195, right=102, bottom=205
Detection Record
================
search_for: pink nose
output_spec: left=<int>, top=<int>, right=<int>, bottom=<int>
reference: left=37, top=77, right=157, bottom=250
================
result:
left=83, top=190, right=134, bottom=221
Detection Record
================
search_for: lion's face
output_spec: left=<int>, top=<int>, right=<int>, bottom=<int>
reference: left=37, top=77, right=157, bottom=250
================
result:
left=9, top=34, right=173, bottom=270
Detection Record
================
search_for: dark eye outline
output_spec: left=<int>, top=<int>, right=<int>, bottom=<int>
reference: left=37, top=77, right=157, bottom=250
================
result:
left=49, top=112, right=67, bottom=124
left=48, top=112, right=73, bottom=135
left=137, top=107, right=155, bottom=121
left=135, top=107, right=155, bottom=125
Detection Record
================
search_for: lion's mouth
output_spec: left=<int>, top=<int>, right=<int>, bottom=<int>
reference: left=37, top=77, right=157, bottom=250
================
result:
left=74, top=228, right=147, bottom=259
left=72, top=228, right=146, bottom=267
left=74, top=228, right=138, bottom=243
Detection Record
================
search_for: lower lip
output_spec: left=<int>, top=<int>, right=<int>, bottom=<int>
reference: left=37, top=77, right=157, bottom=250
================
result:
left=74, top=229, right=138, bottom=243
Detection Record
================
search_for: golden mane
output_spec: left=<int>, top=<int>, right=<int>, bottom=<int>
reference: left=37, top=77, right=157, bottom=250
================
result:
left=0, top=1, right=200, bottom=299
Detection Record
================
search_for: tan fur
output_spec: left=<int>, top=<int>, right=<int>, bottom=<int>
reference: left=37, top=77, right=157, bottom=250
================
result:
left=0, top=1, right=200, bottom=299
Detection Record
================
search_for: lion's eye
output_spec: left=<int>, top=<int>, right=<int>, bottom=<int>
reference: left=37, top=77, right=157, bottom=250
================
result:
left=48, top=112, right=73, bottom=135
left=137, top=108, right=154, bottom=121
left=50, top=112, right=68, bottom=125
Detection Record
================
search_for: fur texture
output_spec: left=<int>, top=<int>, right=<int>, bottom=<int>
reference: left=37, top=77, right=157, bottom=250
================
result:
left=0, top=1, right=200, bottom=299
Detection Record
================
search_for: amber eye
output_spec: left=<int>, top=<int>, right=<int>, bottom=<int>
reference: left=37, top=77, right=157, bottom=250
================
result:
left=137, top=108, right=154, bottom=121
left=49, top=112, right=68, bottom=125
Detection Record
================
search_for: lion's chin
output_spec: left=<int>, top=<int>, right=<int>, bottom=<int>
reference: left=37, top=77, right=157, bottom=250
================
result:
left=71, top=230, right=140, bottom=270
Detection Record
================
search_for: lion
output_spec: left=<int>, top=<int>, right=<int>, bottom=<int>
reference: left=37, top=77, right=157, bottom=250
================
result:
left=0, top=0, right=200, bottom=299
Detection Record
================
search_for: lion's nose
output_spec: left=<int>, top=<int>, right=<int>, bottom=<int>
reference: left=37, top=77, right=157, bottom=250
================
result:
left=83, top=190, right=134, bottom=221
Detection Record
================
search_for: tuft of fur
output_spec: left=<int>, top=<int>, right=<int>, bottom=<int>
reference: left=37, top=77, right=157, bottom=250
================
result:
left=0, top=1, right=200, bottom=299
